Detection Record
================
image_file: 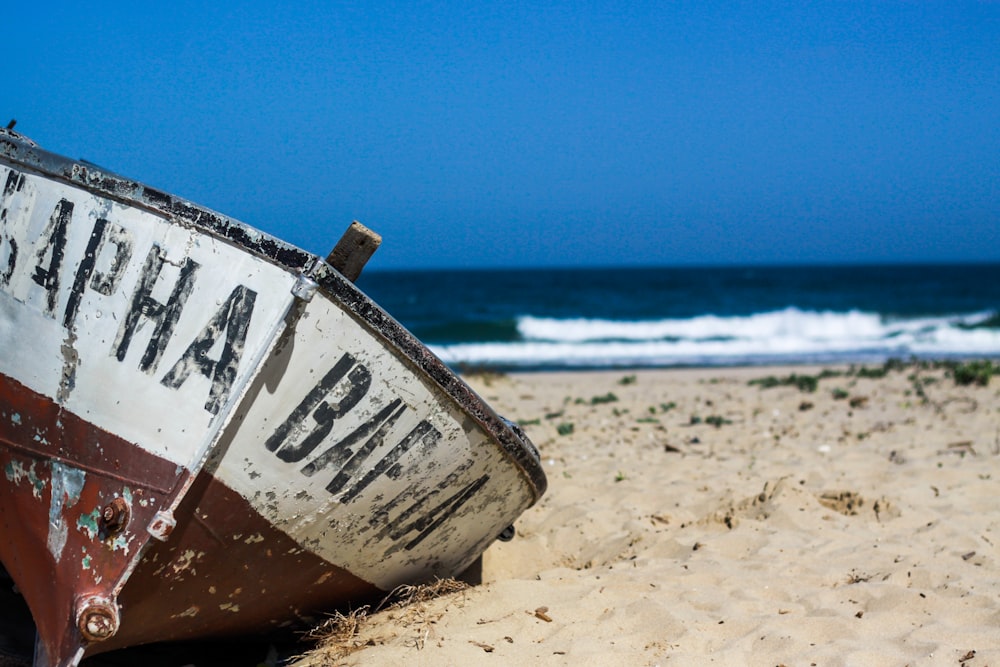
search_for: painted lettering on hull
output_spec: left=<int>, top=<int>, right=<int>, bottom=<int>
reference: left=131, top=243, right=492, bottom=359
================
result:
left=160, top=284, right=258, bottom=415
left=63, top=217, right=133, bottom=329
left=113, top=246, right=200, bottom=372
left=0, top=170, right=25, bottom=288
left=264, top=352, right=487, bottom=548
left=0, top=166, right=259, bottom=415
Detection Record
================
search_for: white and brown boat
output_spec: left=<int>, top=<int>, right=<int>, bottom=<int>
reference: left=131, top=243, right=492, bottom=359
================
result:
left=0, top=126, right=546, bottom=666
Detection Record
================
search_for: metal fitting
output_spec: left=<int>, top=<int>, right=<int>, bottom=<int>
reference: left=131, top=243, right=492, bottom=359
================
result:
left=147, top=510, right=176, bottom=541
left=76, top=596, right=120, bottom=642
left=291, top=274, right=319, bottom=302
left=100, top=497, right=130, bottom=537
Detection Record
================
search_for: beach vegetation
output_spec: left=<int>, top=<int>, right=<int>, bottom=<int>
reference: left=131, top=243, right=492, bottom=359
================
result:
left=636, top=417, right=659, bottom=424
left=306, top=578, right=469, bottom=660
left=882, top=357, right=910, bottom=373
left=589, top=392, right=619, bottom=405
left=305, top=606, right=370, bottom=660
left=831, top=388, right=849, bottom=400
left=909, top=373, right=939, bottom=386
left=750, top=367, right=855, bottom=393
left=905, top=375, right=932, bottom=403
left=794, top=375, right=820, bottom=392
left=618, top=374, right=637, bottom=385
left=689, top=414, right=702, bottom=425
left=705, top=415, right=732, bottom=428
left=517, top=418, right=541, bottom=426
left=844, top=358, right=913, bottom=380
left=557, top=422, right=575, bottom=436
left=949, top=360, right=998, bottom=387
left=852, top=365, right=888, bottom=380
left=748, top=373, right=819, bottom=393
left=614, top=470, right=627, bottom=482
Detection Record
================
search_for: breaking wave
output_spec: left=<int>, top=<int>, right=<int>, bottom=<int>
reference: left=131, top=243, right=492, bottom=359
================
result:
left=431, top=308, right=1000, bottom=370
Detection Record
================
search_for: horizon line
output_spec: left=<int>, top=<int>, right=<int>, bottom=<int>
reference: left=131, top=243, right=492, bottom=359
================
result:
left=360, top=259, right=1000, bottom=273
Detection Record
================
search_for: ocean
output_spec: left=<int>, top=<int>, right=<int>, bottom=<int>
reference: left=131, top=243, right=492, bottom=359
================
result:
left=355, top=263, right=1000, bottom=371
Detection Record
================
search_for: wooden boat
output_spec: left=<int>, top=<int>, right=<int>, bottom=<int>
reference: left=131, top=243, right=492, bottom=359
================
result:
left=0, top=126, right=547, bottom=666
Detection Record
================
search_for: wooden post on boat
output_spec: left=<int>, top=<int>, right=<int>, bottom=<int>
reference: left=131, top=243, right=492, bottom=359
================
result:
left=327, top=221, right=382, bottom=282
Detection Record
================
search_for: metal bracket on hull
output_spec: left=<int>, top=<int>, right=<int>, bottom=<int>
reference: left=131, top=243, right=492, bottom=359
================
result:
left=291, top=274, right=320, bottom=302
left=146, top=510, right=176, bottom=541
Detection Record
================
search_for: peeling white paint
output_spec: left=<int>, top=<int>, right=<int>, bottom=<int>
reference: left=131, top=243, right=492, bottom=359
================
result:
left=47, top=462, right=86, bottom=562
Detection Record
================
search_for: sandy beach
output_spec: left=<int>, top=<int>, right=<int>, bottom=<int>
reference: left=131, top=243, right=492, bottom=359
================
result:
left=291, top=362, right=1000, bottom=667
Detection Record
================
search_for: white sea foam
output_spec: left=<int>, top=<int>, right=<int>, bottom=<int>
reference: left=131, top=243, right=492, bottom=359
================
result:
left=432, top=308, right=1000, bottom=368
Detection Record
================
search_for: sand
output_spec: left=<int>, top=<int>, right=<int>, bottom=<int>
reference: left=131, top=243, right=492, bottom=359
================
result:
left=291, top=363, right=1000, bottom=666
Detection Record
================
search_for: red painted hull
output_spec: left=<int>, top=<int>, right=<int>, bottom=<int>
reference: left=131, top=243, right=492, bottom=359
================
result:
left=106, top=469, right=382, bottom=652
left=1, top=372, right=386, bottom=658
left=0, top=374, right=189, bottom=664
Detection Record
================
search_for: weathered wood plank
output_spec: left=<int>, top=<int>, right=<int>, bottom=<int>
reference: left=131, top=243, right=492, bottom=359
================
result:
left=327, top=221, right=382, bottom=282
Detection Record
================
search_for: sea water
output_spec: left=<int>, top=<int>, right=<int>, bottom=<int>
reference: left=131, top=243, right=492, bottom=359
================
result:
left=356, top=263, right=1000, bottom=371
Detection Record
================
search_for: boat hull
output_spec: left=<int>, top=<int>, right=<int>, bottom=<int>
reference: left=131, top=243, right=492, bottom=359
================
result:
left=0, top=129, right=545, bottom=665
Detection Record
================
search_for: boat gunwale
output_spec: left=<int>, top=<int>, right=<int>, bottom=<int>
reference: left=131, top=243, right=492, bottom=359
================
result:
left=0, top=128, right=547, bottom=501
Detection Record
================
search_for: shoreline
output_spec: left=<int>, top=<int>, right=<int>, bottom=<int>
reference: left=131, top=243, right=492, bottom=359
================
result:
left=293, top=362, right=1000, bottom=666
left=438, top=354, right=1000, bottom=378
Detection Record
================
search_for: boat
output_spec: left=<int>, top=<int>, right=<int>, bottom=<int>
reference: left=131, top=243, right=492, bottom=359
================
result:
left=0, top=126, right=547, bottom=666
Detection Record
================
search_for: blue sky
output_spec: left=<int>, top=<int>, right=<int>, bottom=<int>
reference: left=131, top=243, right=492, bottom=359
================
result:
left=6, top=2, right=999, bottom=269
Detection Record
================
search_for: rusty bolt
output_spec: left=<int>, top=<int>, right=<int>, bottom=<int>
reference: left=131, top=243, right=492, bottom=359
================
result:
left=99, top=497, right=130, bottom=536
left=76, top=597, right=120, bottom=642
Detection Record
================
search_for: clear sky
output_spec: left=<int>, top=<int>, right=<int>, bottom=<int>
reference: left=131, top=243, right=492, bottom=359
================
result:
left=5, top=2, right=999, bottom=269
